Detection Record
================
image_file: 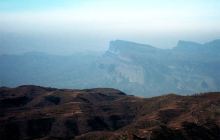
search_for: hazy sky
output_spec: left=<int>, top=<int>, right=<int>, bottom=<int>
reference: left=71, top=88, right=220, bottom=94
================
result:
left=0, top=0, right=220, bottom=54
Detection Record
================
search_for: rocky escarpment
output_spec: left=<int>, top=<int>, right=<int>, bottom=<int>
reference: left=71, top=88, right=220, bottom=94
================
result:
left=98, top=39, right=220, bottom=96
left=0, top=85, right=220, bottom=140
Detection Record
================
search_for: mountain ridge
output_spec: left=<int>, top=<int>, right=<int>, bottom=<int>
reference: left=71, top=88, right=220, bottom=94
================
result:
left=109, top=39, right=220, bottom=51
left=1, top=39, right=220, bottom=96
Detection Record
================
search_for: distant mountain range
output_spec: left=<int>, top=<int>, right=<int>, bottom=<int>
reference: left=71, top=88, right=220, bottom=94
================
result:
left=1, top=39, right=220, bottom=96
left=99, top=39, right=220, bottom=96
left=0, top=85, right=220, bottom=140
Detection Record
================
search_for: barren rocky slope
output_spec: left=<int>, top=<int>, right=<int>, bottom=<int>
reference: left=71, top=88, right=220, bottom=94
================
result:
left=0, top=85, right=220, bottom=140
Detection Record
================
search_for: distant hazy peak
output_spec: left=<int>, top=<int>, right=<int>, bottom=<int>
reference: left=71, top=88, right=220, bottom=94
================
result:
left=174, top=39, right=220, bottom=51
left=176, top=40, right=202, bottom=48
left=204, top=39, right=220, bottom=46
left=108, top=40, right=157, bottom=54
left=110, top=40, right=153, bottom=47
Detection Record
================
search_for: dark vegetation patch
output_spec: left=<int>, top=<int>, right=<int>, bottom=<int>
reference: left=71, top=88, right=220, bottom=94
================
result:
left=65, top=119, right=79, bottom=137
left=158, top=109, right=183, bottom=124
left=87, top=116, right=109, bottom=131
left=182, top=121, right=220, bottom=140
left=45, top=96, right=61, bottom=105
left=102, top=107, right=112, bottom=112
left=0, top=122, right=20, bottom=140
left=77, top=97, right=91, bottom=103
left=109, top=115, right=123, bottom=130
left=0, top=96, right=30, bottom=108
left=27, top=118, right=55, bottom=139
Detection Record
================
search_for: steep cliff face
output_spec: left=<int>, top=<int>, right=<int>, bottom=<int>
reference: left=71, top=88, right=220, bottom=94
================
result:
left=98, top=40, right=162, bottom=95
left=101, top=43, right=145, bottom=85
left=0, top=85, right=220, bottom=140
left=97, top=39, right=220, bottom=96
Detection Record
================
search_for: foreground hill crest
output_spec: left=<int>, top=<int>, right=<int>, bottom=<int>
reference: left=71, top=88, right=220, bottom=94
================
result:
left=0, top=85, right=220, bottom=140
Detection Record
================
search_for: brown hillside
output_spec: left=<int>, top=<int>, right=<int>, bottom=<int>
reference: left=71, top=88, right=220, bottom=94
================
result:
left=0, top=85, right=220, bottom=140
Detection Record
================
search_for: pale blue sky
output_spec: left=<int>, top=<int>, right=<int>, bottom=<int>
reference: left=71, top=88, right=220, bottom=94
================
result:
left=0, top=0, right=220, bottom=53
left=0, top=0, right=219, bottom=11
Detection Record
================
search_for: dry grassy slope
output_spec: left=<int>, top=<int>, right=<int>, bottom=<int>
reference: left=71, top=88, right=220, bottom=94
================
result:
left=0, top=85, right=220, bottom=140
